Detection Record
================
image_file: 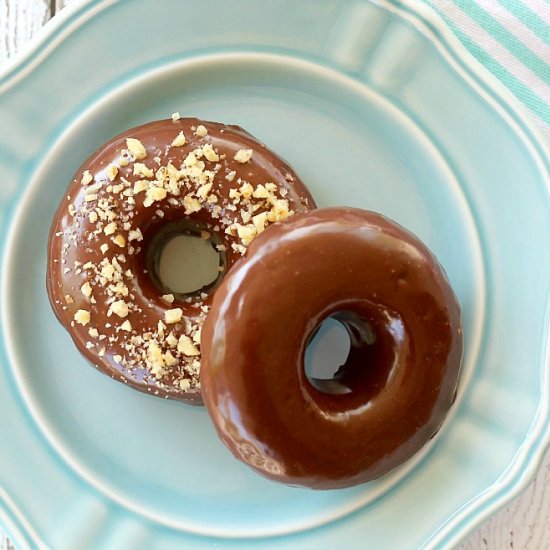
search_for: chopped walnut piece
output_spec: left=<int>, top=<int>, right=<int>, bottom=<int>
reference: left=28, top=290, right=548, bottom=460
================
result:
left=109, top=300, right=129, bottom=318
left=239, top=182, right=254, bottom=199
left=197, top=183, right=213, bottom=200
left=144, top=187, right=167, bottom=207
left=184, top=152, right=197, bottom=167
left=74, top=309, right=90, bottom=326
left=128, top=229, right=143, bottom=242
left=165, top=308, right=183, bottom=324
left=104, top=222, right=117, bottom=235
left=178, top=334, right=199, bottom=356
left=234, top=149, right=253, bottom=163
left=147, top=342, right=165, bottom=375
left=81, top=282, right=93, bottom=298
left=202, top=144, right=219, bottom=162
left=195, top=125, right=208, bottom=137
left=133, top=180, right=149, bottom=194
left=252, top=211, right=268, bottom=234
left=252, top=184, right=269, bottom=199
left=133, top=163, right=154, bottom=178
left=81, top=170, right=93, bottom=185
left=171, top=112, right=181, bottom=122
left=171, top=131, right=186, bottom=147
left=163, top=350, right=177, bottom=367
left=126, top=138, right=147, bottom=160
left=268, top=199, right=291, bottom=222
left=106, top=164, right=118, bottom=181
left=161, top=294, right=175, bottom=304
left=112, top=234, right=126, bottom=248
left=183, top=195, right=201, bottom=214
left=237, top=224, right=256, bottom=245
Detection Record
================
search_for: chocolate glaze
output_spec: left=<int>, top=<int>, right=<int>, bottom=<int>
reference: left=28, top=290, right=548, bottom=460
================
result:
left=47, top=118, right=315, bottom=404
left=200, top=208, right=463, bottom=488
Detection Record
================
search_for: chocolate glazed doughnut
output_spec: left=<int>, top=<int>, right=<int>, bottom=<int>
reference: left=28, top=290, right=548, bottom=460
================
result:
left=47, top=118, right=315, bottom=404
left=200, top=208, right=463, bottom=488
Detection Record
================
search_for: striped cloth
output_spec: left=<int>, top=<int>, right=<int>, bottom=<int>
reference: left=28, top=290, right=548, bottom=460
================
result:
left=423, top=0, right=550, bottom=144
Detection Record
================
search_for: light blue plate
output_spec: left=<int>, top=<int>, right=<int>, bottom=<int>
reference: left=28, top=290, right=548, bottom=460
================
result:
left=1, top=1, right=550, bottom=548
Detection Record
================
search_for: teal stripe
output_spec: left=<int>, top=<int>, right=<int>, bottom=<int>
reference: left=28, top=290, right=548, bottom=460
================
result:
left=452, top=0, right=550, bottom=85
left=423, top=0, right=550, bottom=124
left=497, top=0, right=550, bottom=46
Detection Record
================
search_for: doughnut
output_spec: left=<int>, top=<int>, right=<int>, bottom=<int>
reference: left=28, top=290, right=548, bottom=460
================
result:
left=200, top=207, right=463, bottom=488
left=47, top=117, right=315, bottom=404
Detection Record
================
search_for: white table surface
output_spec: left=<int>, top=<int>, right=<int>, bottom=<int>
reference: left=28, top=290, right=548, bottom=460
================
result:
left=1, top=1, right=549, bottom=548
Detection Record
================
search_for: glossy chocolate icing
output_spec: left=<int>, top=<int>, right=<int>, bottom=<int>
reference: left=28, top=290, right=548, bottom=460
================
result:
left=47, top=118, right=315, bottom=404
left=201, top=208, right=463, bottom=488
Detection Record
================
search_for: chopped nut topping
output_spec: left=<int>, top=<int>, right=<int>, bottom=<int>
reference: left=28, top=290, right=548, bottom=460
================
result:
left=202, top=144, right=219, bottom=162
left=133, top=163, right=154, bottom=178
left=234, top=149, right=253, bottom=163
left=104, top=222, right=117, bottom=235
left=112, top=234, right=126, bottom=248
left=144, top=187, right=167, bottom=207
left=161, top=294, right=175, bottom=304
left=237, top=224, right=256, bottom=245
left=55, top=121, right=304, bottom=392
left=109, top=300, right=129, bottom=318
left=252, top=211, right=268, bottom=234
left=268, top=198, right=291, bottom=221
left=74, top=309, right=90, bottom=326
left=171, top=131, right=187, bottom=147
left=197, top=183, right=213, bottom=200
left=126, top=138, right=147, bottom=160
left=164, top=350, right=177, bottom=367
left=184, top=152, right=197, bottom=167
left=81, top=170, right=93, bottom=185
left=239, top=182, right=254, bottom=199
left=183, top=195, right=201, bottom=214
left=166, top=333, right=178, bottom=347
left=128, top=229, right=143, bottom=242
left=178, top=335, right=199, bottom=356
left=106, top=164, right=118, bottom=181
left=252, top=184, right=269, bottom=199
left=133, top=180, right=149, bottom=194
left=165, top=308, right=183, bottom=324
left=81, top=282, right=93, bottom=298
left=171, top=112, right=181, bottom=122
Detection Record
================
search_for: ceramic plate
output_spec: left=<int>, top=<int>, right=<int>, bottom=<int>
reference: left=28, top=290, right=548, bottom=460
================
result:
left=1, top=1, right=550, bottom=548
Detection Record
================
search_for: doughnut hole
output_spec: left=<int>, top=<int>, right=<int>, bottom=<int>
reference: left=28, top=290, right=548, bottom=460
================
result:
left=303, top=306, right=405, bottom=409
left=145, top=220, right=227, bottom=300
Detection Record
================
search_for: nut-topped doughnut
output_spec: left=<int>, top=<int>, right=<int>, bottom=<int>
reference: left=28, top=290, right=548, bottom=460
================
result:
left=201, top=207, right=463, bottom=488
left=47, top=117, right=315, bottom=404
